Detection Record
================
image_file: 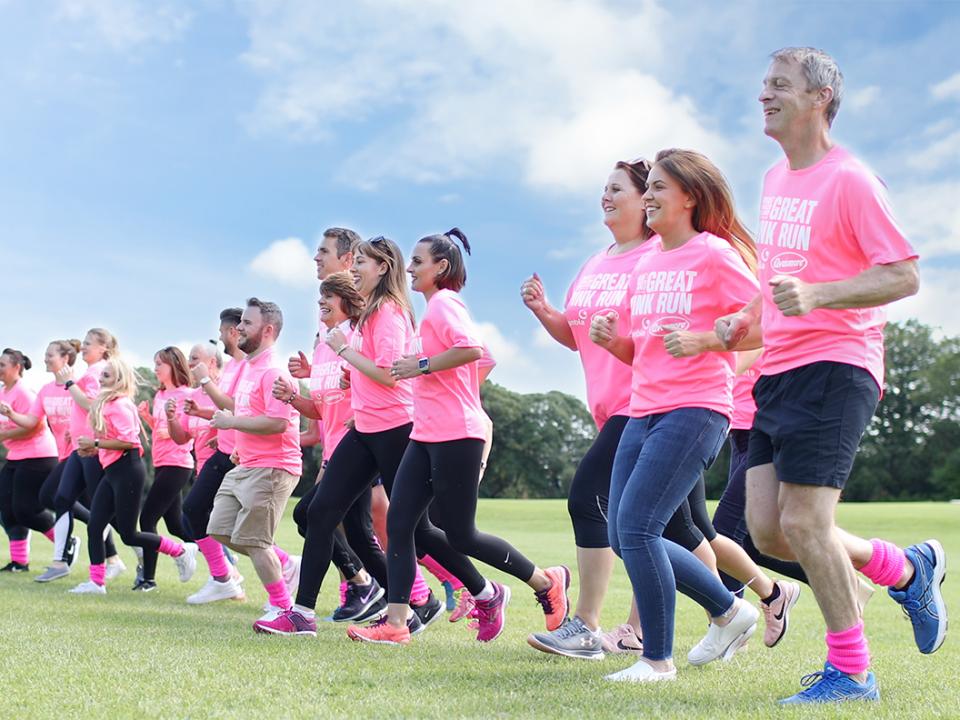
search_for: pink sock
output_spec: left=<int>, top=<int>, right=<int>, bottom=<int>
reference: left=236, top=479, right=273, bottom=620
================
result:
left=859, top=538, right=906, bottom=587
left=265, top=579, right=291, bottom=610
left=339, top=581, right=348, bottom=606
left=420, top=554, right=463, bottom=590
left=43, top=528, right=55, bottom=542
left=10, top=539, right=29, bottom=564
left=196, top=536, right=230, bottom=578
left=273, top=545, right=290, bottom=568
left=89, top=563, right=106, bottom=586
left=410, top=566, right=431, bottom=605
left=826, top=621, right=871, bottom=675
left=157, top=537, right=184, bottom=557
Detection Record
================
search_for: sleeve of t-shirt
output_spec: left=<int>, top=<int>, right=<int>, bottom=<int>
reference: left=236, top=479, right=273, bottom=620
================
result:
left=29, top=390, right=47, bottom=421
left=713, top=245, right=761, bottom=317
left=106, top=401, right=141, bottom=444
left=260, top=368, right=296, bottom=421
left=478, top=342, right=496, bottom=374
left=371, top=305, right=411, bottom=367
left=842, top=167, right=918, bottom=266
left=77, top=371, right=100, bottom=400
left=436, top=293, right=483, bottom=350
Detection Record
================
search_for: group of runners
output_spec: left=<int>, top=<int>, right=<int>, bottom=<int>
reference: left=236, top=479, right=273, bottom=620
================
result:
left=0, top=47, right=948, bottom=705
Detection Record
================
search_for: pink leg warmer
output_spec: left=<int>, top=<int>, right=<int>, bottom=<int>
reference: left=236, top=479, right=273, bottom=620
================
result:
left=410, top=566, right=431, bottom=605
left=157, top=536, right=184, bottom=557
left=196, top=536, right=230, bottom=578
left=43, top=528, right=55, bottom=542
left=9, top=539, right=29, bottom=564
left=273, top=545, right=290, bottom=568
left=859, top=538, right=905, bottom=587
left=265, top=579, right=291, bottom=610
left=419, top=554, right=463, bottom=590
left=89, top=563, right=106, bottom=586
left=826, top=621, right=871, bottom=675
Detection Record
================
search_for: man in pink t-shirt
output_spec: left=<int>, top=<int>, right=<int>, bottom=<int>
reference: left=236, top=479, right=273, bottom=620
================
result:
left=716, top=48, right=944, bottom=705
left=207, top=298, right=302, bottom=627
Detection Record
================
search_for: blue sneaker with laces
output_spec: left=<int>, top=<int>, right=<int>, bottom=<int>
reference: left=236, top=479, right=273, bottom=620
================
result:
left=441, top=581, right=456, bottom=612
left=887, top=539, right=947, bottom=654
left=778, top=662, right=879, bottom=705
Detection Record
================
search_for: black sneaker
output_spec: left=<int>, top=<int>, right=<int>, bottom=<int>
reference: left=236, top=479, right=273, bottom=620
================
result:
left=411, top=591, right=444, bottom=628
left=407, top=610, right=425, bottom=636
left=354, top=596, right=387, bottom=623
left=0, top=561, right=29, bottom=573
left=131, top=579, right=157, bottom=592
left=64, top=536, right=82, bottom=569
left=332, top=578, right=386, bottom=622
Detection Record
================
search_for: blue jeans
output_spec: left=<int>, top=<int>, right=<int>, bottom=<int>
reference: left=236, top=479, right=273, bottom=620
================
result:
left=608, top=408, right=735, bottom=661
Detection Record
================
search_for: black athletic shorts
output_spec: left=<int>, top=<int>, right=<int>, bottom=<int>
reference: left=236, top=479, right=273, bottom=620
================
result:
left=747, top=361, right=879, bottom=489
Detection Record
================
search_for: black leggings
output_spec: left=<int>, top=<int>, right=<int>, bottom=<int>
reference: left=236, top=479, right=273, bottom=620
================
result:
left=87, top=452, right=166, bottom=567
left=293, top=483, right=364, bottom=582
left=53, top=451, right=117, bottom=558
left=387, top=438, right=537, bottom=604
left=296, top=423, right=413, bottom=610
left=713, top=429, right=808, bottom=590
left=567, top=415, right=628, bottom=548
left=139, top=465, right=193, bottom=581
left=0, top=457, right=57, bottom=533
left=182, top=450, right=233, bottom=540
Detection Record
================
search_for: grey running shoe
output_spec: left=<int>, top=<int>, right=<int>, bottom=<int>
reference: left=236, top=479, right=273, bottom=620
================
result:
left=35, top=565, right=71, bottom=583
left=527, top=616, right=604, bottom=660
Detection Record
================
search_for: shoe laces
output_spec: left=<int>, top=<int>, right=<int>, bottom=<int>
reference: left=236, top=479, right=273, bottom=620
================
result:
left=552, top=617, right=587, bottom=640
left=534, top=586, right=554, bottom=614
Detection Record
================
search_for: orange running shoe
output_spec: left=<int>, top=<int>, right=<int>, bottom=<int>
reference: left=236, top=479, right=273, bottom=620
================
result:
left=535, top=565, right=570, bottom=631
left=346, top=616, right=411, bottom=645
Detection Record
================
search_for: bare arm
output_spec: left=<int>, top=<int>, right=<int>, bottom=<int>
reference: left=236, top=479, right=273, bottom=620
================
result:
left=520, top=273, right=577, bottom=351
left=770, top=259, right=919, bottom=314
left=588, top=312, right=634, bottom=365
left=715, top=294, right=764, bottom=351
left=300, top=418, right=322, bottom=447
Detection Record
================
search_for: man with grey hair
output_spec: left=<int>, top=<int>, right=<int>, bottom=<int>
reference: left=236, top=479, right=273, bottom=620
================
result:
left=716, top=47, right=945, bottom=704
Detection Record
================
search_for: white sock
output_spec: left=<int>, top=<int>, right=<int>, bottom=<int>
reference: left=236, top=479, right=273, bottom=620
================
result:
left=293, top=603, right=315, bottom=618
left=473, top=580, right=495, bottom=601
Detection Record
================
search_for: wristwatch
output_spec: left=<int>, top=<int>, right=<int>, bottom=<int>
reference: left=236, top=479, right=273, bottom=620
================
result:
left=94, top=439, right=100, bottom=448
left=64, top=380, right=75, bottom=390
left=199, top=377, right=211, bottom=386
left=418, top=357, right=431, bottom=375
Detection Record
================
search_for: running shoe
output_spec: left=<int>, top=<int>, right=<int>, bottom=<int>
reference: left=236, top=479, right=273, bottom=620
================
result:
left=331, top=578, right=386, bottom=622
left=604, top=659, right=676, bottom=683
left=64, top=536, right=82, bottom=569
left=187, top=576, right=245, bottom=605
left=472, top=582, right=511, bottom=643
left=449, top=589, right=475, bottom=623
left=888, top=539, right=948, bottom=654
left=527, top=616, right=604, bottom=660
left=687, top=599, right=759, bottom=666
left=68, top=580, right=106, bottom=595
left=105, top=558, right=127, bottom=581
left=35, top=565, right=71, bottom=583
left=253, top=608, right=317, bottom=636
left=600, top=624, right=643, bottom=655
left=411, top=590, right=444, bottom=628
left=131, top=579, right=158, bottom=592
left=346, top=614, right=421, bottom=645
left=0, top=561, right=29, bottom=572
left=534, top=566, right=570, bottom=631
left=760, top=580, right=801, bottom=648
left=174, top=542, right=198, bottom=583
left=441, top=580, right=457, bottom=611
left=282, top=555, right=302, bottom=597
left=778, top=662, right=878, bottom=705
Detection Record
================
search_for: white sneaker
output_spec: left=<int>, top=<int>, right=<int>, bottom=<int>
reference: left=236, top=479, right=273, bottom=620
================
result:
left=687, top=599, right=759, bottom=666
left=282, top=555, right=301, bottom=597
left=257, top=604, right=285, bottom=623
left=105, top=559, right=127, bottom=581
left=604, top=658, right=676, bottom=683
left=187, top=576, right=245, bottom=605
left=174, top=543, right=198, bottom=583
left=69, top=580, right=106, bottom=595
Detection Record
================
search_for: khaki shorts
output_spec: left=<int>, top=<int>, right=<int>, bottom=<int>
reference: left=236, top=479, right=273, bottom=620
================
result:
left=207, top=465, right=300, bottom=548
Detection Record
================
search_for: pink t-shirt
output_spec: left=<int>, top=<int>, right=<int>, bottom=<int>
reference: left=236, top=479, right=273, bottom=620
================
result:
left=0, top=381, right=58, bottom=460
left=186, top=387, right=218, bottom=470
left=628, top=233, right=760, bottom=420
left=409, top=290, right=487, bottom=443
left=757, top=146, right=917, bottom=389
left=69, top=359, right=107, bottom=452
left=214, top=357, right=244, bottom=456
left=309, top=336, right=353, bottom=461
left=31, top=381, right=74, bottom=460
left=151, top=386, right=195, bottom=469
left=565, top=241, right=653, bottom=429
left=233, top=346, right=302, bottom=476
left=731, top=358, right=761, bottom=431
left=350, top=302, right=415, bottom=434
left=97, top=396, right=144, bottom=468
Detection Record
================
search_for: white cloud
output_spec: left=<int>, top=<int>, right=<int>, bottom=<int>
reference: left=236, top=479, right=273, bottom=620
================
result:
left=931, top=72, right=960, bottom=101
left=895, top=179, right=960, bottom=259
left=56, top=0, right=192, bottom=52
left=248, top=237, right=317, bottom=289
left=848, top=86, right=880, bottom=111
left=889, top=264, right=960, bottom=338
left=905, top=129, right=960, bottom=173
left=237, top=0, right=732, bottom=197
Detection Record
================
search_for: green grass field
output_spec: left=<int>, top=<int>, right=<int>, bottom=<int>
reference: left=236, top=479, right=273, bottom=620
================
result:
left=3, top=500, right=957, bottom=719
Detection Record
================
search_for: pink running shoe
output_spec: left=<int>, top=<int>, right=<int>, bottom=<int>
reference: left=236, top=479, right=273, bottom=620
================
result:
left=535, top=566, right=570, bottom=631
left=760, top=580, right=801, bottom=648
left=472, top=582, right=511, bottom=643
left=253, top=608, right=317, bottom=636
left=449, top=589, right=476, bottom=623
left=600, top=624, right=643, bottom=655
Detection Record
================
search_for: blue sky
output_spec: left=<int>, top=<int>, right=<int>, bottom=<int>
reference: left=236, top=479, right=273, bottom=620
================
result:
left=2, top=0, right=958, bottom=398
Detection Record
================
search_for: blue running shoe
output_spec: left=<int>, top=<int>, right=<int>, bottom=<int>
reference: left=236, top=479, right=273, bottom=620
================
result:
left=441, top=581, right=456, bottom=612
left=888, top=539, right=947, bottom=654
left=778, top=663, right=879, bottom=705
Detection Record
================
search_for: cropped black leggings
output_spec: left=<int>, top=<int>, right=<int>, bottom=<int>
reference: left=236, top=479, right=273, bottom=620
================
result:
left=139, top=465, right=193, bottom=581
left=386, top=438, right=536, bottom=604
left=567, top=415, right=627, bottom=548
left=0, top=457, right=57, bottom=534
left=87, top=452, right=166, bottom=567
